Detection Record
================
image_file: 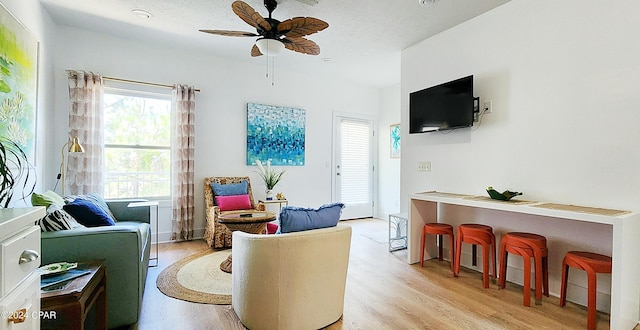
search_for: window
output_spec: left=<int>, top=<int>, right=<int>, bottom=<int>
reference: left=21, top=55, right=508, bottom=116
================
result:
left=103, top=88, right=171, bottom=199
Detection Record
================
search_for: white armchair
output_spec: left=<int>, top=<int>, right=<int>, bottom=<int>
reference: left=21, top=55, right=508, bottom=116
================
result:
left=232, top=224, right=352, bottom=330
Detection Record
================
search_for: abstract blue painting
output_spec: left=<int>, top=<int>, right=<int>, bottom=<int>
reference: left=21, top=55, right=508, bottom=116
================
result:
left=246, top=103, right=305, bottom=166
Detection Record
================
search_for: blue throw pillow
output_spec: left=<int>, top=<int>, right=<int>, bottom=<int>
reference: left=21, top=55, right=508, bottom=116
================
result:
left=278, top=203, right=344, bottom=233
left=63, top=199, right=116, bottom=227
left=64, top=192, right=117, bottom=221
left=210, top=181, right=248, bottom=197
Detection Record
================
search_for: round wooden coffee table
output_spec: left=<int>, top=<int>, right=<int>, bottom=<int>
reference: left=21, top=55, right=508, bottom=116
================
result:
left=218, top=210, right=276, bottom=273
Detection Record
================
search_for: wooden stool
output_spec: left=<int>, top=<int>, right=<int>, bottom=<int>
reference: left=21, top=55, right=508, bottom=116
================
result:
left=420, top=223, right=455, bottom=274
left=498, top=232, right=549, bottom=307
left=454, top=224, right=496, bottom=288
left=559, top=251, right=612, bottom=330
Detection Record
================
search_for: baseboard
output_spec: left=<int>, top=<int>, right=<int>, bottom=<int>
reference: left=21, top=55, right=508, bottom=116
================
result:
left=154, top=228, right=205, bottom=244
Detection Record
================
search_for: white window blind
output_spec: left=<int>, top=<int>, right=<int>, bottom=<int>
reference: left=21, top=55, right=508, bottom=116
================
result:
left=339, top=119, right=372, bottom=204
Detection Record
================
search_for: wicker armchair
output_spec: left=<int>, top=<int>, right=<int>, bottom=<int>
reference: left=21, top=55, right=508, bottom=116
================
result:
left=203, top=176, right=265, bottom=249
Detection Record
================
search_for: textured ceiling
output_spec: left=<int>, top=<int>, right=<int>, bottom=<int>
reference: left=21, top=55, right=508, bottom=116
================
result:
left=40, top=0, right=510, bottom=87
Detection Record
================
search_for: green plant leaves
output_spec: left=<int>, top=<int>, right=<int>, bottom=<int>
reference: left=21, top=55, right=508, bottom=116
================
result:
left=0, top=137, right=35, bottom=208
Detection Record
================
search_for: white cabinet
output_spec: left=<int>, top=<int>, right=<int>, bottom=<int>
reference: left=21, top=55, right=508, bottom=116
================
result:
left=0, top=207, right=45, bottom=330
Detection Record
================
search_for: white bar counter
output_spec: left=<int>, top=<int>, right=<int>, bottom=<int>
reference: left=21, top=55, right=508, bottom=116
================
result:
left=408, top=191, right=640, bottom=330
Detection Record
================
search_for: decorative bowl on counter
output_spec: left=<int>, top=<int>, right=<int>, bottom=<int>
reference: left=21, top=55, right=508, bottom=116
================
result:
left=486, top=186, right=522, bottom=201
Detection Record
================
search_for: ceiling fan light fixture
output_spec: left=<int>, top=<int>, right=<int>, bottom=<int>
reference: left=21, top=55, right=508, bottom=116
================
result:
left=418, top=0, right=436, bottom=6
left=256, top=38, right=285, bottom=56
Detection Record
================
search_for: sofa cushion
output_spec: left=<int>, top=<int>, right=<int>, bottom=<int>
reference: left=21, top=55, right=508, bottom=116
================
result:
left=31, top=190, right=66, bottom=208
left=64, top=192, right=117, bottom=221
left=36, top=205, right=85, bottom=232
left=210, top=181, right=248, bottom=197
left=216, top=194, right=252, bottom=211
left=278, top=203, right=344, bottom=233
left=64, top=199, right=116, bottom=227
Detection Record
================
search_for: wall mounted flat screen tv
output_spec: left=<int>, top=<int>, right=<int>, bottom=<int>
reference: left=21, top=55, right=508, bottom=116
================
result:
left=409, top=75, right=474, bottom=133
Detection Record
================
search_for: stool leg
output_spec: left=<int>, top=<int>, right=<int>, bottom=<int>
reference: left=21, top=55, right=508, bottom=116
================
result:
left=490, top=233, right=497, bottom=283
left=534, top=251, right=543, bottom=305
left=559, top=258, right=568, bottom=307
left=542, top=256, right=549, bottom=297
left=438, top=235, right=444, bottom=261
left=420, top=227, right=426, bottom=267
left=454, top=230, right=462, bottom=277
left=481, top=242, right=490, bottom=288
left=586, top=270, right=598, bottom=330
left=448, top=233, right=455, bottom=273
left=498, top=240, right=508, bottom=289
left=522, top=253, right=531, bottom=307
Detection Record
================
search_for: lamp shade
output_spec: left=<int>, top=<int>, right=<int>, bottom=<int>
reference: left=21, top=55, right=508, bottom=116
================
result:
left=256, top=38, right=285, bottom=56
left=68, top=137, right=85, bottom=153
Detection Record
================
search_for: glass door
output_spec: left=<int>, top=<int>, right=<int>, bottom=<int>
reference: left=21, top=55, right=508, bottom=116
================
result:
left=333, top=115, right=374, bottom=219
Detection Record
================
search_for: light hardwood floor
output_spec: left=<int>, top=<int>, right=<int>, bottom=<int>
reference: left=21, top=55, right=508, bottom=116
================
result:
left=133, top=218, right=610, bottom=329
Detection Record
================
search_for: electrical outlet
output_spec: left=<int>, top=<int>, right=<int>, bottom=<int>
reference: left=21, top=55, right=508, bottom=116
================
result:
left=417, top=161, right=431, bottom=172
left=483, top=101, right=492, bottom=114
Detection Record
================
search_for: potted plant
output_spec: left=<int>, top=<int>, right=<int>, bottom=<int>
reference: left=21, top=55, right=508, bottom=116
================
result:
left=254, top=159, right=285, bottom=200
left=0, top=137, right=35, bottom=208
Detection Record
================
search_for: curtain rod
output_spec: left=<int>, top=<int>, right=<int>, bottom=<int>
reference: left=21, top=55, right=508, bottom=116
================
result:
left=103, top=76, right=200, bottom=92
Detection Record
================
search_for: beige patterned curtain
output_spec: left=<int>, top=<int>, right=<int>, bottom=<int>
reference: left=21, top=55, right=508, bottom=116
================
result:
left=170, top=85, right=196, bottom=241
left=66, top=70, right=104, bottom=195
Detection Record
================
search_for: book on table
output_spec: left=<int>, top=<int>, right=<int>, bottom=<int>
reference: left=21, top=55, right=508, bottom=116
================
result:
left=41, top=269, right=91, bottom=290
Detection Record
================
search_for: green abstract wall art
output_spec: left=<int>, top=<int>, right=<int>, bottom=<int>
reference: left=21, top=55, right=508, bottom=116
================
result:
left=246, top=103, right=305, bottom=166
left=0, top=4, right=38, bottom=163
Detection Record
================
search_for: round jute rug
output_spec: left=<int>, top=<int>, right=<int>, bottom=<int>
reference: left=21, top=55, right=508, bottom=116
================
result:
left=156, top=249, right=232, bottom=305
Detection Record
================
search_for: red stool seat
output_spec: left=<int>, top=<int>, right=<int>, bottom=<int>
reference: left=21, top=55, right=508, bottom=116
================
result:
left=420, top=223, right=455, bottom=274
left=499, top=232, right=549, bottom=307
left=560, top=251, right=612, bottom=330
left=454, top=224, right=496, bottom=288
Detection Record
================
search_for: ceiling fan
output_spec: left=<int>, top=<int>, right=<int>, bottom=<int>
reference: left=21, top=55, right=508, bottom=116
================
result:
left=199, top=0, right=329, bottom=57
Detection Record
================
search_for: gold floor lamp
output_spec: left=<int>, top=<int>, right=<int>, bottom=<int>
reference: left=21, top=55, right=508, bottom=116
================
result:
left=59, top=136, right=85, bottom=195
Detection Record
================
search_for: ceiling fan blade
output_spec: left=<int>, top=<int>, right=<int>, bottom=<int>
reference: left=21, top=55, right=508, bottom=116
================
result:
left=278, top=17, right=328, bottom=38
left=199, top=29, right=259, bottom=37
left=251, top=44, right=263, bottom=57
left=232, top=1, right=272, bottom=32
left=283, top=37, right=321, bottom=55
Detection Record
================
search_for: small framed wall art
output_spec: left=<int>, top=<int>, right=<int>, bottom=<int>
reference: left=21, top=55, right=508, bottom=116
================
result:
left=390, top=123, right=400, bottom=158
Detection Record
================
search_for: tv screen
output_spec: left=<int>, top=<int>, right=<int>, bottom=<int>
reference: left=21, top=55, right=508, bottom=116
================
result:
left=409, top=75, right=474, bottom=133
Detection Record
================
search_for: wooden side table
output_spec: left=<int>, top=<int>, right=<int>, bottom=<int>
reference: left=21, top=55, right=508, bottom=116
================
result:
left=41, top=260, right=107, bottom=330
left=218, top=211, right=276, bottom=273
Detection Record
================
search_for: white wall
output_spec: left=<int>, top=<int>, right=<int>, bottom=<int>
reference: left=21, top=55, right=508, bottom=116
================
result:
left=401, top=0, right=640, bottom=210
left=401, top=0, right=640, bottom=311
left=377, top=84, right=401, bottom=219
left=1, top=0, right=57, bottom=206
left=51, top=26, right=381, bottom=240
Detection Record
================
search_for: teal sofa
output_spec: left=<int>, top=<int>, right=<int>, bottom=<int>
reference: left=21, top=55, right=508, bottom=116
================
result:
left=41, top=200, right=152, bottom=329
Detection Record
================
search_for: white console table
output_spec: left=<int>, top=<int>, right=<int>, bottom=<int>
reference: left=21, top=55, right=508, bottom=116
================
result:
left=409, top=191, right=640, bottom=330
